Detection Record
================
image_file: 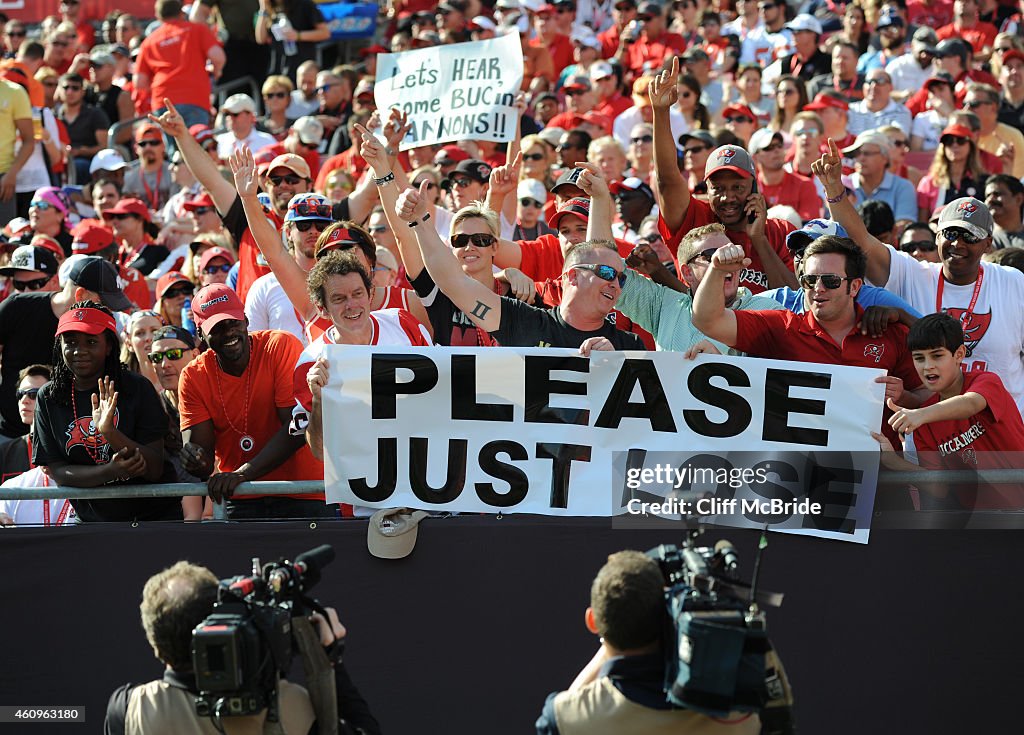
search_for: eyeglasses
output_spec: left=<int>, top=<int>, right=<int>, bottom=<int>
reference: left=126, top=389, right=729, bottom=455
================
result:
left=631, top=134, right=653, bottom=144
left=686, top=247, right=719, bottom=264
left=865, top=78, right=890, bottom=85
left=451, top=178, right=475, bottom=189
left=269, top=173, right=309, bottom=186
left=264, top=91, right=288, bottom=99
left=941, top=136, right=970, bottom=147
left=7, top=29, right=26, bottom=37
left=12, top=277, right=50, bottom=291
left=295, top=220, right=331, bottom=232
left=29, top=199, right=56, bottom=211
left=16, top=387, right=40, bottom=401
left=412, top=180, right=436, bottom=189
left=523, top=152, right=546, bottom=162
left=162, top=286, right=194, bottom=299
left=638, top=14, right=653, bottom=21
left=570, top=263, right=627, bottom=287
left=316, top=83, right=340, bottom=93
left=725, top=116, right=754, bottom=124
left=640, top=233, right=663, bottom=244
left=369, top=224, right=388, bottom=233
left=941, top=227, right=984, bottom=244
left=452, top=233, right=497, bottom=249
left=965, top=99, right=992, bottom=109
left=60, top=84, right=81, bottom=91
left=799, top=273, right=851, bottom=289
left=519, top=197, right=544, bottom=208
left=148, top=348, right=188, bottom=364
left=203, top=263, right=233, bottom=274
left=683, top=144, right=709, bottom=154
left=900, top=240, right=937, bottom=253
left=889, top=138, right=909, bottom=149
left=192, top=206, right=216, bottom=216
left=137, top=139, right=162, bottom=147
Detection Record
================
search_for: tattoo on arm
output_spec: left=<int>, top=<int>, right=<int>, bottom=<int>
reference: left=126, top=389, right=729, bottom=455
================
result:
left=470, top=300, right=492, bottom=319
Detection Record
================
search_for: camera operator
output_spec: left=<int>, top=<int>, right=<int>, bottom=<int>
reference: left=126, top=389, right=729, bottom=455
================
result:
left=535, top=550, right=763, bottom=735
left=104, top=561, right=380, bottom=735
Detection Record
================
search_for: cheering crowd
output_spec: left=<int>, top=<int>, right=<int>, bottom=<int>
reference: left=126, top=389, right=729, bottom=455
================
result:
left=0, top=0, right=1023, bottom=525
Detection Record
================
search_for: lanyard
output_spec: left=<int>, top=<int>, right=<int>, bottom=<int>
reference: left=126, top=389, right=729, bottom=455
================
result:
left=42, top=498, right=71, bottom=528
left=140, top=166, right=163, bottom=210
left=936, top=266, right=984, bottom=318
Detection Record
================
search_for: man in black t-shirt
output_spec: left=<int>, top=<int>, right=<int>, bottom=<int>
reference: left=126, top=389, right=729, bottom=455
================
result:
left=397, top=182, right=645, bottom=352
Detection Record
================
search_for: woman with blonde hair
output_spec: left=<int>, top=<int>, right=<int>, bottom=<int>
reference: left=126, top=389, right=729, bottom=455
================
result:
left=990, top=34, right=1024, bottom=78
left=518, top=134, right=557, bottom=190
left=258, top=75, right=296, bottom=140
left=120, top=310, right=165, bottom=393
left=587, top=136, right=628, bottom=184
left=916, top=122, right=988, bottom=221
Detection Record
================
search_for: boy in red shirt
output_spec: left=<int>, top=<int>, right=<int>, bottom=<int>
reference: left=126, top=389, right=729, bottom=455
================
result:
left=874, top=313, right=1024, bottom=509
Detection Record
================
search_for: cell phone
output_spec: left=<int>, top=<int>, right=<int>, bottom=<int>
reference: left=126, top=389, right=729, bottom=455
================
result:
left=748, top=178, right=758, bottom=225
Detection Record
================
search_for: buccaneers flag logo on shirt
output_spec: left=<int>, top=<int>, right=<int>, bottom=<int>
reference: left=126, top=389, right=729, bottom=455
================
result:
left=944, top=308, right=992, bottom=358
left=65, top=412, right=118, bottom=463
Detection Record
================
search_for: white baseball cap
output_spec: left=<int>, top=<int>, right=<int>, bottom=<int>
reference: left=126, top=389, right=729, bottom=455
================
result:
left=89, top=148, right=128, bottom=174
left=786, top=13, right=823, bottom=35
left=517, top=178, right=547, bottom=203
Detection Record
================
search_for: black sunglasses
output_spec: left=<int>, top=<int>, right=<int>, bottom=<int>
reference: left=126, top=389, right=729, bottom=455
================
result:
left=452, top=233, right=497, bottom=249
left=687, top=247, right=719, bottom=264
left=203, top=263, right=233, bottom=274
left=941, top=136, right=970, bottom=147
left=451, top=178, right=476, bottom=189
left=269, top=173, right=308, bottom=186
left=684, top=144, right=709, bottom=154
left=799, top=273, right=851, bottom=289
left=631, top=134, right=653, bottom=144
left=572, top=263, right=627, bottom=287
left=900, top=240, right=937, bottom=253
left=137, top=139, right=162, bottom=147
left=148, top=348, right=188, bottom=364
left=941, top=227, right=984, bottom=244
left=725, top=115, right=754, bottom=124
left=523, top=153, right=546, bottom=163
left=192, top=206, right=215, bottom=216
left=13, top=277, right=50, bottom=291
left=519, top=197, right=544, bottom=208
left=640, top=233, right=663, bottom=244
left=295, top=220, right=331, bottom=232
left=162, top=286, right=194, bottom=299
left=16, top=387, right=40, bottom=400
left=264, top=91, right=288, bottom=99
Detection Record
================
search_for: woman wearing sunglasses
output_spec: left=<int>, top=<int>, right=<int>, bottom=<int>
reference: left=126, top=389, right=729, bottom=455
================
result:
left=518, top=134, right=558, bottom=193
left=120, top=310, right=165, bottom=394
left=26, top=187, right=74, bottom=256
left=257, top=75, right=296, bottom=141
left=31, top=301, right=182, bottom=522
left=197, top=246, right=236, bottom=287
left=154, top=271, right=194, bottom=328
left=916, top=123, right=988, bottom=222
left=101, top=197, right=167, bottom=276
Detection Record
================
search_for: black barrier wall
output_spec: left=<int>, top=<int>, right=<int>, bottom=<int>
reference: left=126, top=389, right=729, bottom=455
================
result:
left=1, top=517, right=1023, bottom=734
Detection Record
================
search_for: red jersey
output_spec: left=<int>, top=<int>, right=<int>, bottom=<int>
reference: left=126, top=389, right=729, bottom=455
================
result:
left=936, top=21, right=998, bottom=55
left=236, top=208, right=281, bottom=304
left=305, top=285, right=414, bottom=344
left=135, top=19, right=220, bottom=113
left=732, top=305, right=922, bottom=447
left=120, top=265, right=153, bottom=310
left=907, top=0, right=954, bottom=28
left=260, top=141, right=321, bottom=180
left=546, top=111, right=588, bottom=131
left=532, top=34, right=574, bottom=75
left=626, top=32, right=688, bottom=74
left=516, top=234, right=636, bottom=282
left=599, top=26, right=621, bottom=58
left=759, top=171, right=822, bottom=223
left=657, top=198, right=796, bottom=294
left=178, top=330, right=324, bottom=499
left=595, top=92, right=633, bottom=120
left=912, top=371, right=1024, bottom=509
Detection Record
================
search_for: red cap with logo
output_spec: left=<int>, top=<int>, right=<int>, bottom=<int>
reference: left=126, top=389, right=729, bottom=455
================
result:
left=56, top=306, right=117, bottom=337
left=547, top=197, right=591, bottom=228
left=156, top=271, right=192, bottom=300
left=199, top=246, right=236, bottom=271
left=71, top=219, right=117, bottom=254
left=103, top=197, right=152, bottom=222
left=183, top=192, right=217, bottom=212
left=803, top=92, right=849, bottom=112
left=191, top=283, right=246, bottom=332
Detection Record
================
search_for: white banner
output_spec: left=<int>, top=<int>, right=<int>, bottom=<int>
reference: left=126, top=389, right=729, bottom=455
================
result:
left=322, top=347, right=885, bottom=543
left=373, top=34, right=524, bottom=150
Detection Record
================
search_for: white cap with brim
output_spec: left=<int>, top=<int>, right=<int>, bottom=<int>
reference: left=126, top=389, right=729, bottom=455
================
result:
left=841, top=130, right=892, bottom=160
left=222, top=93, right=257, bottom=114
left=90, top=148, right=128, bottom=174
left=517, top=178, right=547, bottom=203
left=786, top=13, right=823, bottom=35
left=367, top=508, right=430, bottom=559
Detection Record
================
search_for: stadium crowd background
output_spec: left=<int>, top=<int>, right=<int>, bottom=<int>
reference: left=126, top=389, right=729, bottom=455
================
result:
left=0, top=0, right=1023, bottom=525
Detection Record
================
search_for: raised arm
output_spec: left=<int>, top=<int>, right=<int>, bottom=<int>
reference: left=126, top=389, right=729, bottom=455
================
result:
left=396, top=183, right=503, bottom=332
left=691, top=244, right=751, bottom=347
left=229, top=147, right=316, bottom=320
left=486, top=151, right=522, bottom=228
left=150, top=99, right=238, bottom=214
left=576, top=162, right=613, bottom=241
left=651, top=56, right=689, bottom=233
left=812, top=137, right=892, bottom=286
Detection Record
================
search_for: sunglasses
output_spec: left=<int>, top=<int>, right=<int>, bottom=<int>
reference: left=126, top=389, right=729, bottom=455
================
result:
left=137, top=139, right=162, bottom=147
left=864, top=78, right=890, bottom=85
left=565, top=89, right=587, bottom=97
left=638, top=14, right=653, bottom=21
left=519, top=197, right=544, bottom=208
left=557, top=5, right=575, bottom=12
left=678, top=90, right=693, bottom=99
left=164, top=286, right=195, bottom=299
left=725, top=116, right=754, bottom=124
left=941, top=227, right=984, bottom=244
left=942, top=136, right=970, bottom=146
left=640, top=233, right=663, bottom=244
left=687, top=247, right=719, bottom=264
left=203, top=263, right=233, bottom=274
left=965, top=100, right=992, bottom=109
left=413, top=179, right=437, bottom=189
left=264, top=91, right=288, bottom=99
left=192, top=206, right=216, bottom=216
left=452, top=233, right=497, bottom=249
left=684, top=144, right=709, bottom=154
left=889, top=138, right=909, bottom=149
left=571, top=263, right=627, bottom=287
left=369, top=224, right=388, bottom=233
left=316, top=83, right=340, bottom=93
left=7, top=30, right=26, bottom=37
left=13, top=277, right=50, bottom=291
left=451, top=178, right=476, bottom=189
left=269, top=173, right=309, bottom=186
left=799, top=273, right=851, bottom=289
left=148, top=348, right=188, bottom=364
left=16, top=387, right=40, bottom=400
left=900, top=240, right=937, bottom=253
left=290, top=200, right=332, bottom=218
left=761, top=142, right=785, bottom=152
left=295, top=220, right=331, bottom=232
left=224, top=110, right=250, bottom=118
left=30, top=199, right=57, bottom=211
left=107, top=212, right=137, bottom=220
left=792, top=127, right=819, bottom=137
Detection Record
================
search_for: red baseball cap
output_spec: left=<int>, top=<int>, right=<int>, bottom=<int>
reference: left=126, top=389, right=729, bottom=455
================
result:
left=183, top=192, right=216, bottom=212
left=190, top=124, right=215, bottom=146
left=803, top=92, right=849, bottom=112
left=1002, top=49, right=1024, bottom=65
left=940, top=122, right=974, bottom=140
left=71, top=220, right=117, bottom=254
left=56, top=306, right=117, bottom=337
left=199, top=246, right=236, bottom=271
left=191, top=283, right=246, bottom=333
left=103, top=197, right=151, bottom=222
left=720, top=103, right=758, bottom=122
left=315, top=226, right=373, bottom=259
left=547, top=197, right=591, bottom=229
left=29, top=234, right=66, bottom=260
left=134, top=123, right=162, bottom=142
left=581, top=110, right=612, bottom=134
left=156, top=271, right=193, bottom=300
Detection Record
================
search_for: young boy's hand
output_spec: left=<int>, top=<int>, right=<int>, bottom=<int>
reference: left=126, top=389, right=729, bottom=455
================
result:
left=887, top=398, right=926, bottom=435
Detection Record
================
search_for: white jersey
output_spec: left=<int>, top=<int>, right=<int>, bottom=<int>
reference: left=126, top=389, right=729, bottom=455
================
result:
left=885, top=247, right=1024, bottom=412
left=0, top=468, right=76, bottom=527
left=245, top=272, right=307, bottom=346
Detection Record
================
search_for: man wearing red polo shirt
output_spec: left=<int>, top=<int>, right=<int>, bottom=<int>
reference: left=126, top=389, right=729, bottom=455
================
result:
left=547, top=75, right=599, bottom=130
left=692, top=235, right=924, bottom=448
left=651, top=60, right=797, bottom=293
left=617, top=1, right=686, bottom=76
left=532, top=4, right=574, bottom=76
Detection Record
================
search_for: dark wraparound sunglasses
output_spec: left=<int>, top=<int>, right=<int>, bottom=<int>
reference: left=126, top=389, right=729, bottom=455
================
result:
left=295, top=220, right=331, bottom=232
left=452, top=233, right=497, bottom=249
left=203, top=263, right=233, bottom=274
left=799, top=273, right=851, bottom=289
left=900, top=240, right=937, bottom=253
left=572, top=263, right=626, bottom=287
left=16, top=388, right=40, bottom=400
left=13, top=277, right=50, bottom=291
left=941, top=227, right=983, bottom=244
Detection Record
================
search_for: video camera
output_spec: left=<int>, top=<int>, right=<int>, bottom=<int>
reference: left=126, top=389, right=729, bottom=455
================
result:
left=647, top=530, right=790, bottom=725
left=191, top=545, right=336, bottom=720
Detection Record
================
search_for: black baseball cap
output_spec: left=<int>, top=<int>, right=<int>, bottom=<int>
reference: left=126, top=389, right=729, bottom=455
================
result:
left=67, top=256, right=132, bottom=311
left=551, top=167, right=587, bottom=195
left=443, top=159, right=493, bottom=188
left=0, top=245, right=59, bottom=277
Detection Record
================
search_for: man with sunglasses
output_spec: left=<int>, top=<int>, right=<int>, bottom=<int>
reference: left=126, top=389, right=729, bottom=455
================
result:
left=1, top=21, right=26, bottom=56
left=0, top=244, right=59, bottom=296
left=815, top=137, right=1024, bottom=412
left=215, top=94, right=276, bottom=160
left=610, top=177, right=656, bottom=244
left=898, top=222, right=941, bottom=263
left=985, top=175, right=1024, bottom=250
left=693, top=234, right=923, bottom=448
left=122, top=123, right=176, bottom=211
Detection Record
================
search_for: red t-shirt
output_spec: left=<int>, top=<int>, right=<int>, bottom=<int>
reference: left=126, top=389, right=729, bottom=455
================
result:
left=936, top=21, right=999, bottom=55
left=657, top=198, right=796, bottom=294
left=907, top=0, right=954, bottom=28
left=595, top=93, right=633, bottom=121
left=120, top=265, right=153, bottom=310
left=532, top=34, right=574, bottom=76
left=546, top=111, right=587, bottom=131
left=236, top=208, right=281, bottom=304
left=260, top=140, right=321, bottom=180
left=912, top=371, right=1024, bottom=508
left=759, top=171, right=823, bottom=223
left=599, top=26, right=621, bottom=59
left=516, top=234, right=636, bottom=282
left=179, top=330, right=324, bottom=498
left=135, top=19, right=220, bottom=112
left=732, top=306, right=921, bottom=447
left=626, top=32, right=688, bottom=74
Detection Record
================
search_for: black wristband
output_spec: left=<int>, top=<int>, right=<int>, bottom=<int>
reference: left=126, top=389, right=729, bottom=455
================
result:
left=373, top=171, right=395, bottom=186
